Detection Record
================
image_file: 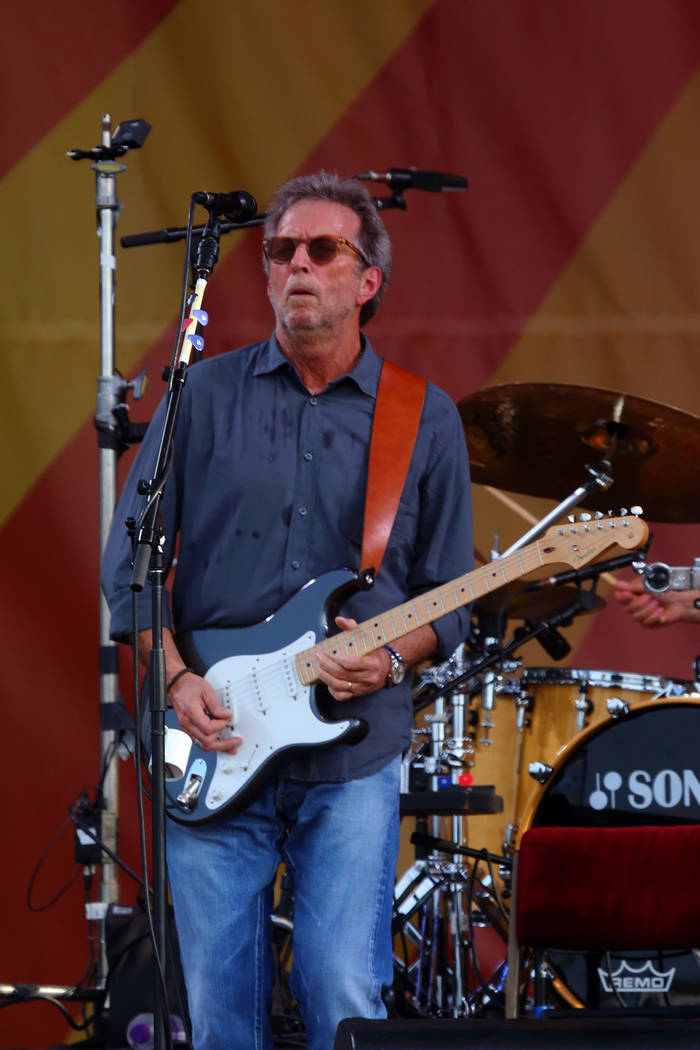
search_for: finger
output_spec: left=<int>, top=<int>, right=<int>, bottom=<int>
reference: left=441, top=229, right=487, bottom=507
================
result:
left=319, top=658, right=367, bottom=681
left=318, top=663, right=356, bottom=694
left=330, top=679, right=355, bottom=701
left=193, top=734, right=242, bottom=753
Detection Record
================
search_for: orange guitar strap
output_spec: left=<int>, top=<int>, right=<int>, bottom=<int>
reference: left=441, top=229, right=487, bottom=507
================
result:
left=360, top=359, right=427, bottom=575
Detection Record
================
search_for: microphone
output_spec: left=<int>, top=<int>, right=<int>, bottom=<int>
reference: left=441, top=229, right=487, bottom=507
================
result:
left=524, top=549, right=643, bottom=591
left=528, top=622, right=571, bottom=661
left=192, top=190, right=258, bottom=222
left=355, top=168, right=468, bottom=192
left=642, top=559, right=700, bottom=594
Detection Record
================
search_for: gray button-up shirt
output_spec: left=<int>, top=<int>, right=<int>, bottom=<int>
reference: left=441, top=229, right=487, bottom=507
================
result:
left=101, top=335, right=474, bottom=780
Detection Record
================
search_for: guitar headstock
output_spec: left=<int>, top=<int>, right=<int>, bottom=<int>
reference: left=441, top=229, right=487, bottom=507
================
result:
left=540, top=508, right=648, bottom=569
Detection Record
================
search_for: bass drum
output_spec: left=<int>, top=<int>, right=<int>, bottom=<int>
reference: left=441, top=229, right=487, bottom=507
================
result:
left=519, top=695, right=700, bottom=832
left=517, top=697, right=700, bottom=1008
left=469, top=668, right=693, bottom=864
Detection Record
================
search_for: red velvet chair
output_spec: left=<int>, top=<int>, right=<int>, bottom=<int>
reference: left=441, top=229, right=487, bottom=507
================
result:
left=505, top=824, right=700, bottom=1018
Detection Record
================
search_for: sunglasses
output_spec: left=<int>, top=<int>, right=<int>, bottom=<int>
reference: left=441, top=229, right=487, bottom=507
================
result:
left=262, top=234, right=369, bottom=267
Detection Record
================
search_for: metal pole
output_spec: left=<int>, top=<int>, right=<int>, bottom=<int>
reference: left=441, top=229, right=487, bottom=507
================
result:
left=94, top=113, right=126, bottom=974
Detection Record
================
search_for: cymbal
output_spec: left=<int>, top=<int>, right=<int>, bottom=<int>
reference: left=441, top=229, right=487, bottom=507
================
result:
left=474, top=583, right=605, bottom=621
left=459, top=383, right=700, bottom=522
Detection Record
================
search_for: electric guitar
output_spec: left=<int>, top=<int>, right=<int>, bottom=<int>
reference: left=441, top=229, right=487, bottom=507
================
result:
left=162, top=512, right=647, bottom=824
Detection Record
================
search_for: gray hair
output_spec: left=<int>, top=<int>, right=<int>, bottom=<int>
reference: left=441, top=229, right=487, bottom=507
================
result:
left=262, top=171, right=392, bottom=326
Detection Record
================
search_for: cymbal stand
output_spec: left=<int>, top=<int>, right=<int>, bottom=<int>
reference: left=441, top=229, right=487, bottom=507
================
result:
left=393, top=646, right=511, bottom=1019
left=500, top=462, right=613, bottom=557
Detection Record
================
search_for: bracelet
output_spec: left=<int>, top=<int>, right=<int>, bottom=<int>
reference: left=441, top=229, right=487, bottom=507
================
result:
left=166, top=667, right=195, bottom=692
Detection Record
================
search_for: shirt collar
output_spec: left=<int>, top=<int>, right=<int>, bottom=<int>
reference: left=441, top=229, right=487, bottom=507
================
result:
left=253, top=334, right=382, bottom=399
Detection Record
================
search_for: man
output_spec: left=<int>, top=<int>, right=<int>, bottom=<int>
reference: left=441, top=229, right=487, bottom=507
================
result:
left=102, top=172, right=473, bottom=1050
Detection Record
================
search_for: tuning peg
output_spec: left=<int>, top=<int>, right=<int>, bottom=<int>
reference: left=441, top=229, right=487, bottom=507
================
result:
left=580, top=512, right=592, bottom=521
left=631, top=505, right=643, bottom=516
left=594, top=511, right=604, bottom=520
left=568, top=514, right=576, bottom=523
left=619, top=507, right=628, bottom=516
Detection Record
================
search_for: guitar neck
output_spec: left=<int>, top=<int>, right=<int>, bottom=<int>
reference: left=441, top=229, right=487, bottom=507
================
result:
left=295, top=540, right=547, bottom=686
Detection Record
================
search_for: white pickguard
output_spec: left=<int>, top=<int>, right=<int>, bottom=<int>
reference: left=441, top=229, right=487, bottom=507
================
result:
left=197, top=631, right=355, bottom=812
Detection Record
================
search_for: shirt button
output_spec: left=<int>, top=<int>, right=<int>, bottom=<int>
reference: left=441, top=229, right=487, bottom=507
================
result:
left=303, top=451, right=313, bottom=461
left=309, top=396, right=318, bottom=405
left=298, top=506, right=308, bottom=516
left=291, top=560, right=300, bottom=570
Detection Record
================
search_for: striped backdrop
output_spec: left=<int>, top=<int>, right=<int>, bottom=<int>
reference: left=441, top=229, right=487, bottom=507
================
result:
left=3, top=2, right=700, bottom=1042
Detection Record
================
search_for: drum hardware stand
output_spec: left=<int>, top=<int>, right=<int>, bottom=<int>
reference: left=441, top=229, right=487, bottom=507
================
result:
left=636, top=556, right=700, bottom=688
left=395, top=646, right=514, bottom=1019
left=394, top=537, right=648, bottom=1019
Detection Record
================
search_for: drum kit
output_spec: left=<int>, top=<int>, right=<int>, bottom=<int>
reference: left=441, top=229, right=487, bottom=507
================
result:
left=391, top=382, right=700, bottom=1020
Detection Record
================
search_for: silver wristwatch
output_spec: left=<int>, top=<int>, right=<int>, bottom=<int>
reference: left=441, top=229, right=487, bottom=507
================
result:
left=384, top=644, right=406, bottom=687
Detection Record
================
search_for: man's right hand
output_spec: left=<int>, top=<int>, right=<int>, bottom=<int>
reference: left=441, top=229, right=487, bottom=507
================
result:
left=138, top=627, right=241, bottom=752
left=168, top=669, right=242, bottom=753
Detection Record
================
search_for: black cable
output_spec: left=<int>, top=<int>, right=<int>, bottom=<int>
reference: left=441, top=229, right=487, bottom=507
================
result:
left=70, top=806, right=144, bottom=889
left=130, top=593, right=177, bottom=1050
left=465, top=853, right=489, bottom=1010
left=167, top=199, right=197, bottom=393
left=134, top=198, right=198, bottom=536
left=26, top=815, right=82, bottom=912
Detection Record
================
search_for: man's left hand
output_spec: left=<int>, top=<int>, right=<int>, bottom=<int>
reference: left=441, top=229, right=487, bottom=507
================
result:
left=316, top=616, right=391, bottom=699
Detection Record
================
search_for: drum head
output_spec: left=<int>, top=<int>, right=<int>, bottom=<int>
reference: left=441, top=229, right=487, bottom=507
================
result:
left=524, top=699, right=700, bottom=830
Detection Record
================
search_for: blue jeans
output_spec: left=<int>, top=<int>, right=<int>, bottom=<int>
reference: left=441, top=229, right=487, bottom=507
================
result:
left=165, top=755, right=401, bottom=1050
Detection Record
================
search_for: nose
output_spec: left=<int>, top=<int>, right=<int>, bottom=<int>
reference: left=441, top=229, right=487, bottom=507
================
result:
left=290, top=241, right=312, bottom=270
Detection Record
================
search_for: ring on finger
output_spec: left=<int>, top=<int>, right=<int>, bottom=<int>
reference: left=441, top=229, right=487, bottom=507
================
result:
left=346, top=680, right=353, bottom=691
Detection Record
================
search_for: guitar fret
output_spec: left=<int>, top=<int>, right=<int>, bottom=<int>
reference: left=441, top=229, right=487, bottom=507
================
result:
left=368, top=617, right=387, bottom=646
left=296, top=651, right=314, bottom=685
left=292, top=515, right=646, bottom=691
left=175, top=514, right=648, bottom=825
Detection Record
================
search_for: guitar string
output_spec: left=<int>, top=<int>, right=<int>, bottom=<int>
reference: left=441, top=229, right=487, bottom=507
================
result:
left=186, top=521, right=637, bottom=743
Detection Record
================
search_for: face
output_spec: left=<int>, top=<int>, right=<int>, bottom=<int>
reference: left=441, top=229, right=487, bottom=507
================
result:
left=266, top=199, right=381, bottom=340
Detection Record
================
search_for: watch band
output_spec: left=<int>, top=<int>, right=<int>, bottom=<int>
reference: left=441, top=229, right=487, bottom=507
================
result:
left=384, top=644, right=405, bottom=687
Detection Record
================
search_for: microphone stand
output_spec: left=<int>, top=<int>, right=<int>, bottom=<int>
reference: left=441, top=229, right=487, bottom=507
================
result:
left=413, top=576, right=621, bottom=717
left=129, top=207, right=222, bottom=1050
left=118, top=171, right=439, bottom=252
left=0, top=111, right=154, bottom=1040
left=68, top=113, right=150, bottom=991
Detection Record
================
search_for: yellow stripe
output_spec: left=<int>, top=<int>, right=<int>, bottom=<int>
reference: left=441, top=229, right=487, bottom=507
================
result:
left=0, top=0, right=435, bottom=526
left=491, top=67, right=700, bottom=417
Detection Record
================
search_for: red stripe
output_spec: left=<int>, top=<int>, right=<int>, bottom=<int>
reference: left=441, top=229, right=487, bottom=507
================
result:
left=3, top=4, right=700, bottom=1043
left=0, top=0, right=179, bottom=178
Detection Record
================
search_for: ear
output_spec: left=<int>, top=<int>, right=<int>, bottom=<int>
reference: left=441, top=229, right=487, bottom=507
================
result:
left=356, top=265, right=382, bottom=307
